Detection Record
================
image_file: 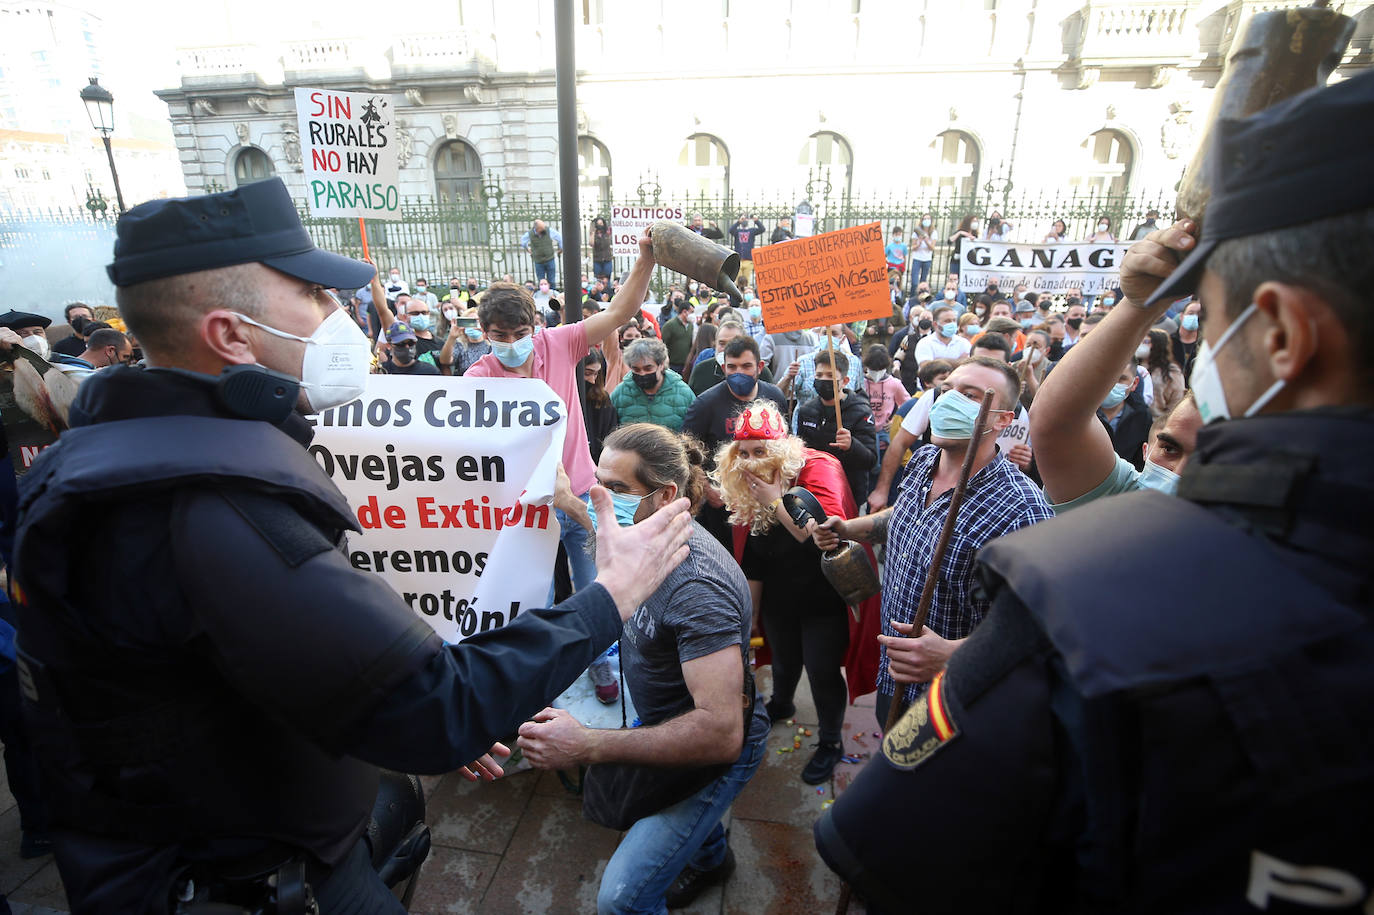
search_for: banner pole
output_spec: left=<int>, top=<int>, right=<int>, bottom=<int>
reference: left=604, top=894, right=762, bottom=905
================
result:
left=827, top=331, right=845, bottom=436
left=358, top=217, right=370, bottom=261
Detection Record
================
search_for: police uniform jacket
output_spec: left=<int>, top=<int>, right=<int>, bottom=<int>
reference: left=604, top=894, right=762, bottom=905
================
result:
left=13, top=367, right=625, bottom=912
left=816, top=407, right=1374, bottom=914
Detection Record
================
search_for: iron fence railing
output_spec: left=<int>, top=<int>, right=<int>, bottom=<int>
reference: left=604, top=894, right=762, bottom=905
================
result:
left=2, top=174, right=1175, bottom=301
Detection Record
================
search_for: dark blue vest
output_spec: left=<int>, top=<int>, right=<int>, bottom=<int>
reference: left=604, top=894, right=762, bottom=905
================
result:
left=12, top=414, right=375, bottom=868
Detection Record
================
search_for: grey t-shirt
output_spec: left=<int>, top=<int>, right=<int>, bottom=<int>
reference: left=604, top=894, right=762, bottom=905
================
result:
left=620, top=522, right=766, bottom=740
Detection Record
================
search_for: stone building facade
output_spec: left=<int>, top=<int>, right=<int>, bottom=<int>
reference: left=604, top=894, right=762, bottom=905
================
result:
left=156, top=0, right=1373, bottom=218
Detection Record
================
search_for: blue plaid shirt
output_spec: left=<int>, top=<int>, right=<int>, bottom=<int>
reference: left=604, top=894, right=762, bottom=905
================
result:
left=877, top=444, right=1053, bottom=703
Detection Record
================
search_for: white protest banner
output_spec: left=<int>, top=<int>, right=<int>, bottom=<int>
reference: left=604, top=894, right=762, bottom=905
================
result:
left=996, top=411, right=1031, bottom=460
left=611, top=204, right=684, bottom=257
left=308, top=376, right=566, bottom=643
left=959, top=241, right=1129, bottom=296
left=295, top=88, right=402, bottom=221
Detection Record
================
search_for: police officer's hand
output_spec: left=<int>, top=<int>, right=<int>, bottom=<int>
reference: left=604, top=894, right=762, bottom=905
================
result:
left=1119, top=219, right=1198, bottom=309
left=456, top=742, right=511, bottom=782
left=815, top=517, right=847, bottom=552
left=517, top=707, right=589, bottom=770
left=591, top=485, right=693, bottom=621
left=880, top=622, right=961, bottom=683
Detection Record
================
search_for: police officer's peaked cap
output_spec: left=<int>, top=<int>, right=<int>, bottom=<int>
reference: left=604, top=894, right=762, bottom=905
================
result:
left=0, top=310, right=51, bottom=331
left=1149, top=69, right=1374, bottom=305
left=107, top=177, right=377, bottom=290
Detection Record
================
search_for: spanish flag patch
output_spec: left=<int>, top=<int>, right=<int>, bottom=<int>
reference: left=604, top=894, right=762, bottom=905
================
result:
left=882, top=671, right=961, bottom=769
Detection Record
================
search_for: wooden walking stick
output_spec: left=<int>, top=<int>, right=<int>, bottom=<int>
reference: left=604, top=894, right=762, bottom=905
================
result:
left=881, top=387, right=996, bottom=734
left=833, top=387, right=997, bottom=915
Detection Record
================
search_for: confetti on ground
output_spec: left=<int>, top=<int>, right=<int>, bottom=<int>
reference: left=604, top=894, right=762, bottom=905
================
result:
left=776, top=746, right=794, bottom=754
left=872, top=732, right=882, bottom=739
left=822, top=799, right=835, bottom=810
left=786, top=719, right=796, bottom=726
left=816, top=787, right=825, bottom=794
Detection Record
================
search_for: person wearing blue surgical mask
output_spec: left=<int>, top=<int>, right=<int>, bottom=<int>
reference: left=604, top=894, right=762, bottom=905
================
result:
left=1171, top=299, right=1203, bottom=381
left=541, top=422, right=766, bottom=913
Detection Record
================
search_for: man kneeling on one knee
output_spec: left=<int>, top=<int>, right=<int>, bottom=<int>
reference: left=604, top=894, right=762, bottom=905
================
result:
left=520, top=423, right=769, bottom=914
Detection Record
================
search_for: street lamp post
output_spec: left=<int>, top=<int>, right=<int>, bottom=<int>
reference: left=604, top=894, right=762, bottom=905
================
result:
left=79, top=77, right=125, bottom=214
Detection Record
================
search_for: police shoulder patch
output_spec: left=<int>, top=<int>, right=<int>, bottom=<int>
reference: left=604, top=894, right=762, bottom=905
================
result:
left=882, top=671, right=961, bottom=770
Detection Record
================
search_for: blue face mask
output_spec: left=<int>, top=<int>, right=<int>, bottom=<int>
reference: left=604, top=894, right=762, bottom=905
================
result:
left=1101, top=382, right=1130, bottom=409
left=725, top=372, right=756, bottom=396
left=1102, top=297, right=1116, bottom=307
left=929, top=390, right=991, bottom=440
left=748, top=305, right=762, bottom=320
left=1180, top=314, right=1200, bottom=332
left=966, top=324, right=982, bottom=336
left=491, top=334, right=535, bottom=368
left=408, top=313, right=433, bottom=332
left=1020, top=318, right=1034, bottom=330
left=1137, top=459, right=1180, bottom=496
left=940, top=321, right=958, bottom=338
left=464, top=327, right=484, bottom=341
left=586, top=488, right=659, bottom=530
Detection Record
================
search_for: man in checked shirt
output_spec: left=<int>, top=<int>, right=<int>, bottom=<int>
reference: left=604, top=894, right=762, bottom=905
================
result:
left=815, top=356, right=1053, bottom=728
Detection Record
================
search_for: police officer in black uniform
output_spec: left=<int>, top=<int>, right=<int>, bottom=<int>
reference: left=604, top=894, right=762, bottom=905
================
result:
left=11, top=178, right=695, bottom=912
left=816, top=72, right=1374, bottom=913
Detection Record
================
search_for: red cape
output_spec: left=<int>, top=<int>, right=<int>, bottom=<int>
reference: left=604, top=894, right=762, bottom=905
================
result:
left=733, top=449, right=881, bottom=703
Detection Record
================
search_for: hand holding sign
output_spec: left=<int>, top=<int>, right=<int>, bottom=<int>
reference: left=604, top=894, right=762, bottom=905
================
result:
left=752, top=223, right=891, bottom=333
left=590, top=486, right=693, bottom=621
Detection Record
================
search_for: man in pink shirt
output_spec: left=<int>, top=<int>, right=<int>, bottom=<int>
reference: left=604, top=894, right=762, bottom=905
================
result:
left=466, top=233, right=656, bottom=608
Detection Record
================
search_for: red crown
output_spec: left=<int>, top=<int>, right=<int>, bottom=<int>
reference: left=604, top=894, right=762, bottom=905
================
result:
left=732, top=406, right=786, bottom=441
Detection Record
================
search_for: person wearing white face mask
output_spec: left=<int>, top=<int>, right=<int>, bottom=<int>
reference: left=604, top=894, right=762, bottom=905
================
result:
left=14, top=177, right=701, bottom=911
left=0, top=310, right=55, bottom=361
left=1087, top=215, right=1116, bottom=244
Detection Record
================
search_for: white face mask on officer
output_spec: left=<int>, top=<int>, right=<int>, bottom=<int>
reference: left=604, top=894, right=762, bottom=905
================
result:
left=232, top=308, right=372, bottom=412
left=1190, top=303, right=1286, bottom=424
left=20, top=333, right=50, bottom=360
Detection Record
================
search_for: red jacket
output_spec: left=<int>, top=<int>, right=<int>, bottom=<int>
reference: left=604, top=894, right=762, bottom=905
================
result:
left=733, top=449, right=881, bottom=702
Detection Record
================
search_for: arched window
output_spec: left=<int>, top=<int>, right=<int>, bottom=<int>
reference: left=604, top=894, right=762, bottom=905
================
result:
left=923, top=130, right=980, bottom=197
left=232, top=147, right=275, bottom=187
left=578, top=136, right=612, bottom=211
left=677, top=133, right=729, bottom=200
left=434, top=139, right=483, bottom=204
left=1074, top=129, right=1133, bottom=195
left=799, top=131, right=853, bottom=197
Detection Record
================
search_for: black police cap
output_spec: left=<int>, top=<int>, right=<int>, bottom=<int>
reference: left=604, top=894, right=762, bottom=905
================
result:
left=107, top=178, right=377, bottom=290
left=1148, top=69, right=1374, bottom=305
left=0, top=310, right=51, bottom=331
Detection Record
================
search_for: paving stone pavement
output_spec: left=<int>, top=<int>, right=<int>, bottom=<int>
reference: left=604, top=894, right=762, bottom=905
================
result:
left=0, top=667, right=875, bottom=913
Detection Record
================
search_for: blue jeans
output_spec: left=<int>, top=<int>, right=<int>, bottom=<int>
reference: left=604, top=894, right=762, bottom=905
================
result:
left=548, top=499, right=597, bottom=605
left=594, top=259, right=613, bottom=279
left=597, top=708, right=767, bottom=915
left=910, top=258, right=932, bottom=294
left=535, top=258, right=558, bottom=289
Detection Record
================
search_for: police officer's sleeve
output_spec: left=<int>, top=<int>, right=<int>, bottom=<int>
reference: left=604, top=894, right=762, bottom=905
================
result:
left=172, top=489, right=623, bottom=774
left=814, top=591, right=1064, bottom=914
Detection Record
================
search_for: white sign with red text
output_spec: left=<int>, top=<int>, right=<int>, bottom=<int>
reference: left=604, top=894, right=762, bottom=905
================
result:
left=307, top=376, right=566, bottom=643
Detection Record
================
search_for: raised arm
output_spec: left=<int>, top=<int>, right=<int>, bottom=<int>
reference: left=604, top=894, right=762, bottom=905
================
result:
left=583, top=232, right=656, bottom=348
left=364, top=257, right=396, bottom=334
left=1030, top=221, right=1197, bottom=503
